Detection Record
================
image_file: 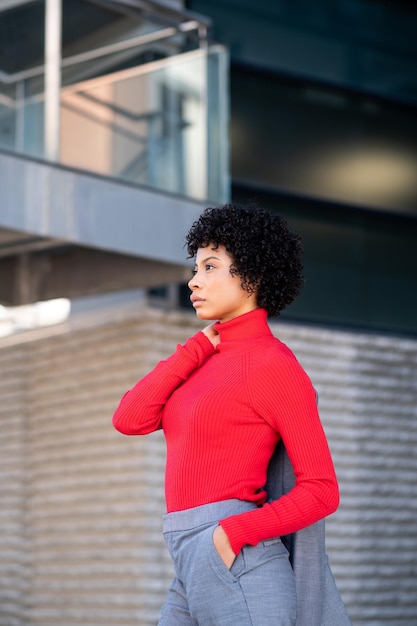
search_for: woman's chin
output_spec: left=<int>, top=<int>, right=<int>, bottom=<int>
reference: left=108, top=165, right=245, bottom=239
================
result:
left=195, top=310, right=215, bottom=321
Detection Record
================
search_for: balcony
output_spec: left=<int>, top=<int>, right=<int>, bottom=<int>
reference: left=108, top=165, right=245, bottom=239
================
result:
left=0, top=0, right=229, bottom=305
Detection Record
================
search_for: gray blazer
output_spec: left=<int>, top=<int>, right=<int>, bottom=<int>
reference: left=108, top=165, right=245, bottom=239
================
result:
left=266, top=440, right=351, bottom=626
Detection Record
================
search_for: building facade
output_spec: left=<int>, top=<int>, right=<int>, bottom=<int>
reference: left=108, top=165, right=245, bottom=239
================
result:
left=1, top=1, right=417, bottom=625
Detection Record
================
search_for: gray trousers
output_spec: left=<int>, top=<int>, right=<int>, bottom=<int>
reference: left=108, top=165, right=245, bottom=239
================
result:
left=158, top=499, right=296, bottom=626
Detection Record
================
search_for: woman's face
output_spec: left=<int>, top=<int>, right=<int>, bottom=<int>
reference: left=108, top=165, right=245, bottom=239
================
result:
left=188, top=244, right=257, bottom=322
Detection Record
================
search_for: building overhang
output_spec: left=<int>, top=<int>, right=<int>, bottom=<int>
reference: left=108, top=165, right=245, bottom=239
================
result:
left=0, top=150, right=205, bottom=305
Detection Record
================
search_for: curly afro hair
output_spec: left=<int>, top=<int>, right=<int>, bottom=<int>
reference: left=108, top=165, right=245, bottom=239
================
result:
left=185, top=204, right=304, bottom=317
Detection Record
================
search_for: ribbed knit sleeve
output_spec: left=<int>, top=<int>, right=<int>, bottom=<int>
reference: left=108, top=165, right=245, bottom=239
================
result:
left=219, top=346, right=339, bottom=555
left=112, top=332, right=215, bottom=435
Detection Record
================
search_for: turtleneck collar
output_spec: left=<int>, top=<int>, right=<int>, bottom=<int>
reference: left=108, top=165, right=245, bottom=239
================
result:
left=213, top=308, right=272, bottom=344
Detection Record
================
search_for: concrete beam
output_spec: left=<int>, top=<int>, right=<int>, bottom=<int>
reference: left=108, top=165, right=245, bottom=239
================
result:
left=0, top=150, right=206, bottom=265
left=0, top=246, right=191, bottom=306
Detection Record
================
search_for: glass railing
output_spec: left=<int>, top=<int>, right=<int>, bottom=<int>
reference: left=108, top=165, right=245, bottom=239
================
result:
left=0, top=0, right=229, bottom=204
left=59, top=47, right=229, bottom=203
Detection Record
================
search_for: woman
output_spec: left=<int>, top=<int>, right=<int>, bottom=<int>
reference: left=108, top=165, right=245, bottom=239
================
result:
left=113, top=204, right=340, bottom=625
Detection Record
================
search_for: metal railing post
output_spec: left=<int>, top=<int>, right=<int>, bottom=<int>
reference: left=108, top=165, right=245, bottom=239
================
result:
left=44, top=0, right=62, bottom=161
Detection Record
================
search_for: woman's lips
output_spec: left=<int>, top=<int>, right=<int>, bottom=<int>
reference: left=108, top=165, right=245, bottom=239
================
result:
left=191, top=296, right=205, bottom=307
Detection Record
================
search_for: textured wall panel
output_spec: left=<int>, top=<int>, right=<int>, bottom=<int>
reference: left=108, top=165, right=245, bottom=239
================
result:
left=0, top=344, right=29, bottom=626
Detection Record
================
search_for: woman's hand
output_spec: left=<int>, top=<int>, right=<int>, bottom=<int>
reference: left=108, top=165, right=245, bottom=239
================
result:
left=213, top=525, right=236, bottom=569
left=202, top=323, right=220, bottom=348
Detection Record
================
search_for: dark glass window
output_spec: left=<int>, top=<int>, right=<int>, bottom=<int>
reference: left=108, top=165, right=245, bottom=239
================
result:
left=233, top=183, right=417, bottom=335
left=230, top=65, right=417, bottom=335
left=189, top=0, right=417, bottom=105
left=231, top=66, right=417, bottom=215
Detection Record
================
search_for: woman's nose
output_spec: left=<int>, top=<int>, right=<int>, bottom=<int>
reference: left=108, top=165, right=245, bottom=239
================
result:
left=188, top=271, right=200, bottom=290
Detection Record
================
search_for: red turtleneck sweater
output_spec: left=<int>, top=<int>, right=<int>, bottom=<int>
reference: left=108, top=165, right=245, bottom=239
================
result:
left=113, top=308, right=339, bottom=555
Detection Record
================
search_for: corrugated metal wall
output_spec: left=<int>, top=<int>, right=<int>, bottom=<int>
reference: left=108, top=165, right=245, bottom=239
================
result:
left=1, top=305, right=416, bottom=626
left=0, top=343, right=29, bottom=626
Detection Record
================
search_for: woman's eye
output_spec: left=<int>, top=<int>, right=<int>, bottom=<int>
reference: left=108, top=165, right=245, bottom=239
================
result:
left=191, top=264, right=215, bottom=275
